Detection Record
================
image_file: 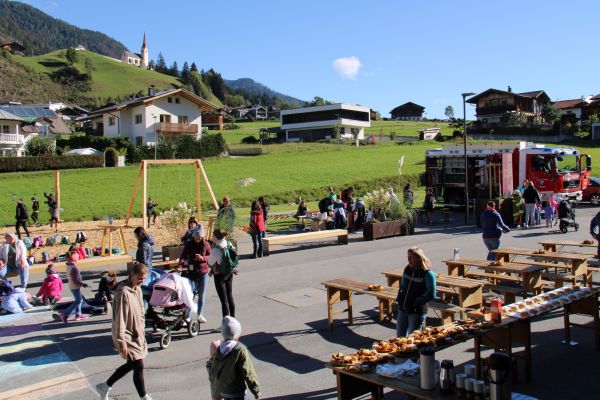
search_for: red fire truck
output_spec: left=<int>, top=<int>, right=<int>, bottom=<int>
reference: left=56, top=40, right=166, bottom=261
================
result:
left=425, top=142, right=592, bottom=204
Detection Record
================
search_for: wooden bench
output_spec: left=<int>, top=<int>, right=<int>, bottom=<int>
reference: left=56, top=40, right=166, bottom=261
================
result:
left=26, top=254, right=133, bottom=275
left=465, top=271, right=521, bottom=284
left=484, top=284, right=524, bottom=304
left=263, top=229, right=348, bottom=256
left=586, top=265, right=600, bottom=287
left=541, top=272, right=578, bottom=288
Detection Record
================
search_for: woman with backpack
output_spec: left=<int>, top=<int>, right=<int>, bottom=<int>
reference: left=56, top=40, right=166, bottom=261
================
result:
left=208, top=229, right=238, bottom=326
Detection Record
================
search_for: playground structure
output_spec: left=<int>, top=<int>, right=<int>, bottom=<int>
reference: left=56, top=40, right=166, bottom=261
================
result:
left=124, top=159, right=219, bottom=229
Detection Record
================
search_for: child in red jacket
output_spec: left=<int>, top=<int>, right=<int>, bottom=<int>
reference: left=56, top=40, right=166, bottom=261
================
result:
left=36, top=264, right=63, bottom=305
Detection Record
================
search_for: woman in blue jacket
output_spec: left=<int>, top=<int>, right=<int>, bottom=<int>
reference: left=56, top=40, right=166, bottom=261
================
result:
left=134, top=227, right=154, bottom=268
left=480, top=200, right=510, bottom=260
left=395, top=247, right=436, bottom=337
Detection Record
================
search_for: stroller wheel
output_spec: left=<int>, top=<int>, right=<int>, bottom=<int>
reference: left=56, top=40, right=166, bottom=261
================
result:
left=574, top=223, right=579, bottom=231
left=560, top=225, right=568, bottom=234
left=159, top=332, right=172, bottom=349
left=187, top=320, right=200, bottom=337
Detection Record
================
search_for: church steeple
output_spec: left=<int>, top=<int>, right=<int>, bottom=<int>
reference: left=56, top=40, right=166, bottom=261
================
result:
left=141, top=32, right=149, bottom=69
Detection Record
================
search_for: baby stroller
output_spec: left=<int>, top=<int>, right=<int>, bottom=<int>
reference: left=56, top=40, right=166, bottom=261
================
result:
left=557, top=200, right=579, bottom=233
left=146, top=273, right=199, bottom=349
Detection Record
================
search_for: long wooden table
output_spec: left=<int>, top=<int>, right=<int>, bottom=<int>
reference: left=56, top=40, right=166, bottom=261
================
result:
left=321, top=278, right=463, bottom=330
left=492, top=247, right=590, bottom=286
left=382, top=269, right=484, bottom=313
left=445, top=257, right=546, bottom=296
left=539, top=239, right=597, bottom=255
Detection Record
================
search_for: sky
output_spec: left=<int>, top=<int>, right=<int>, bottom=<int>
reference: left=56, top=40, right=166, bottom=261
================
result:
left=16, top=0, right=600, bottom=118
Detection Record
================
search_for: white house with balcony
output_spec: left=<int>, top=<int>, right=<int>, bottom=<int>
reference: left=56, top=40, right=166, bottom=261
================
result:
left=279, top=103, right=371, bottom=142
left=0, top=109, right=36, bottom=156
left=88, top=88, right=218, bottom=146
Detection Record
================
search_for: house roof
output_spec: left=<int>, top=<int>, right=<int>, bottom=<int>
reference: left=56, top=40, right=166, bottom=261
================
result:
left=90, top=88, right=218, bottom=116
left=553, top=99, right=585, bottom=109
left=0, top=109, right=25, bottom=122
left=44, top=117, right=71, bottom=135
left=0, top=104, right=57, bottom=119
left=467, top=89, right=550, bottom=104
left=390, top=102, right=425, bottom=114
left=123, top=50, right=141, bottom=59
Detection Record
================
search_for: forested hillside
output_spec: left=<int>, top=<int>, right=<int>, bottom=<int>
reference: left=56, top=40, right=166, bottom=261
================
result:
left=0, top=0, right=126, bottom=58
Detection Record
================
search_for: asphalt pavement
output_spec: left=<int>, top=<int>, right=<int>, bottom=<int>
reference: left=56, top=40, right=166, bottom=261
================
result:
left=2, top=205, right=600, bottom=400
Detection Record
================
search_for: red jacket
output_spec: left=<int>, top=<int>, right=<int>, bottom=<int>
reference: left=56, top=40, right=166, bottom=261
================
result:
left=37, top=274, right=63, bottom=299
left=251, top=210, right=266, bottom=233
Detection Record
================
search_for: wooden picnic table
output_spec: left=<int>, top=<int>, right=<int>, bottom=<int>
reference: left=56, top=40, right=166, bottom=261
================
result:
left=445, top=257, right=546, bottom=296
left=539, top=239, right=597, bottom=255
left=321, top=278, right=463, bottom=330
left=382, top=269, right=484, bottom=313
left=492, top=247, right=590, bottom=286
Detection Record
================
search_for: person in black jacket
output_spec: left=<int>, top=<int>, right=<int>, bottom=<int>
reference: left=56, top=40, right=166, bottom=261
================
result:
left=44, top=192, right=58, bottom=227
left=15, top=199, right=30, bottom=239
left=522, top=182, right=541, bottom=228
left=31, top=196, right=40, bottom=226
left=395, top=247, right=437, bottom=337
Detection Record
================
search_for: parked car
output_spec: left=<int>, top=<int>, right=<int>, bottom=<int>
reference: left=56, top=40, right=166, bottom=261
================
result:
left=583, top=177, right=600, bottom=205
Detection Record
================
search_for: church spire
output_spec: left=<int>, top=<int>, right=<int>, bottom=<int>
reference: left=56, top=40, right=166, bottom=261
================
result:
left=142, top=32, right=147, bottom=48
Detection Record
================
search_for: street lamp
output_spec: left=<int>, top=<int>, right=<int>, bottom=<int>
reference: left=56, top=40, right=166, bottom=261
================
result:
left=462, top=92, right=476, bottom=224
left=152, top=114, right=158, bottom=160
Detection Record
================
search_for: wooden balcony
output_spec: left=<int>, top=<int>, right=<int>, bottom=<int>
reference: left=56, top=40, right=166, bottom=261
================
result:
left=156, top=123, right=198, bottom=134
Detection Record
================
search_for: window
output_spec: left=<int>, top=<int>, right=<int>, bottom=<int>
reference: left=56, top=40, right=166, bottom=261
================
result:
left=168, top=97, right=172, bottom=103
left=178, top=116, right=189, bottom=124
left=135, top=114, right=142, bottom=124
left=175, top=98, right=180, bottom=104
left=136, top=136, right=143, bottom=146
left=108, top=117, right=115, bottom=126
left=1, top=125, right=9, bottom=134
left=159, top=114, right=171, bottom=123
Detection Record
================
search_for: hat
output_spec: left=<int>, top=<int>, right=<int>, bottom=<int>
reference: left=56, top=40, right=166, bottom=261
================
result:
left=221, top=316, right=242, bottom=340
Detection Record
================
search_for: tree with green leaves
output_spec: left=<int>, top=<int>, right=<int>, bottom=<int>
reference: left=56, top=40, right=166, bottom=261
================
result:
left=26, top=136, right=56, bottom=156
left=65, top=47, right=78, bottom=65
left=444, top=105, right=454, bottom=119
left=155, top=52, right=167, bottom=73
left=181, top=62, right=190, bottom=84
left=169, top=61, right=179, bottom=77
left=541, top=103, right=561, bottom=124
left=84, top=57, right=95, bottom=76
left=190, top=62, right=198, bottom=72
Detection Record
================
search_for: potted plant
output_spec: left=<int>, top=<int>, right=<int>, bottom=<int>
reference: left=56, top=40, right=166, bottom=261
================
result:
left=160, top=202, right=195, bottom=260
left=362, top=188, right=415, bottom=241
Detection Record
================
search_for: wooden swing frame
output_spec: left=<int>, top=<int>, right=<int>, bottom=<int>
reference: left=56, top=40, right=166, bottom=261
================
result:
left=124, top=159, right=219, bottom=227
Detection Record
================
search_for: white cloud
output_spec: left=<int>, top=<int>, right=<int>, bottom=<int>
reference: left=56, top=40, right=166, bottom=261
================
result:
left=332, top=56, right=362, bottom=80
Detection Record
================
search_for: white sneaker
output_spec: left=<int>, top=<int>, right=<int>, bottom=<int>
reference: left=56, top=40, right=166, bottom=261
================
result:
left=213, top=325, right=221, bottom=333
left=141, top=394, right=153, bottom=400
left=96, top=382, right=111, bottom=400
left=197, top=315, right=207, bottom=323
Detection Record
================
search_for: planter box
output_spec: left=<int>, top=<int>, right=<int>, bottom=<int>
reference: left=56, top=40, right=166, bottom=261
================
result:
left=162, top=245, right=184, bottom=261
left=363, top=219, right=414, bottom=241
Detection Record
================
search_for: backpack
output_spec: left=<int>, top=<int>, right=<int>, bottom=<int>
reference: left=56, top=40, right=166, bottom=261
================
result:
left=41, top=251, right=50, bottom=263
left=61, top=236, right=71, bottom=245
left=33, top=235, right=43, bottom=248
left=75, top=231, right=87, bottom=244
left=215, top=241, right=238, bottom=277
left=45, top=236, right=57, bottom=246
left=23, top=237, right=32, bottom=249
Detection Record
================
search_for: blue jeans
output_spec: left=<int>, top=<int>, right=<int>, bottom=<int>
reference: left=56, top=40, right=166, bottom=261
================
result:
left=193, top=272, right=208, bottom=316
left=63, top=289, right=83, bottom=317
left=0, top=264, right=29, bottom=289
left=483, top=238, right=501, bottom=261
left=396, top=310, right=427, bottom=337
left=251, top=232, right=263, bottom=257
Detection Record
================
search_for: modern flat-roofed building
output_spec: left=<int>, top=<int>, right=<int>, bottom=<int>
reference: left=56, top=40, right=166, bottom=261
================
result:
left=280, top=103, right=370, bottom=142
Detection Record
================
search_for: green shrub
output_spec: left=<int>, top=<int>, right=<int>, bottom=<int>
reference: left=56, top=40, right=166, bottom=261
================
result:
left=104, top=147, right=119, bottom=167
left=241, top=135, right=259, bottom=144
left=25, top=136, right=56, bottom=156
left=0, top=154, right=104, bottom=172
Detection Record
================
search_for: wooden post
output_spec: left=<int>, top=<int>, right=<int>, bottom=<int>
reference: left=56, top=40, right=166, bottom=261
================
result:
left=55, top=170, right=60, bottom=232
left=142, top=161, right=147, bottom=228
left=198, top=159, right=219, bottom=210
left=125, top=163, right=144, bottom=226
left=195, top=160, right=202, bottom=222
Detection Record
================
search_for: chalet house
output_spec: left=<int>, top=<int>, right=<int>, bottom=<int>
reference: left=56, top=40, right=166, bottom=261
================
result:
left=0, top=109, right=36, bottom=157
left=280, top=103, right=370, bottom=142
left=0, top=103, right=71, bottom=135
left=0, top=33, right=25, bottom=55
left=231, top=106, right=269, bottom=121
left=553, top=98, right=587, bottom=124
left=87, top=87, right=218, bottom=145
left=202, top=110, right=226, bottom=130
left=390, top=102, right=425, bottom=121
left=467, top=86, right=551, bottom=127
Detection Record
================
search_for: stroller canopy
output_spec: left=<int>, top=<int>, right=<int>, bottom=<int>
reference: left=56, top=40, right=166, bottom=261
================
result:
left=149, top=273, right=197, bottom=314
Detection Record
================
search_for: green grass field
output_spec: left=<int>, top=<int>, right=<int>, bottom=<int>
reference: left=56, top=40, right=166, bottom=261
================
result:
left=12, top=50, right=223, bottom=106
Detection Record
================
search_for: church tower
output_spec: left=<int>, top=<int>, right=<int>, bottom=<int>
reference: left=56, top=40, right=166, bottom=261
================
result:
left=141, top=32, right=149, bottom=69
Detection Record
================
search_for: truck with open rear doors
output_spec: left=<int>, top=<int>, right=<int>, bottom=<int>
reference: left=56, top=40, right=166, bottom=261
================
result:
left=425, top=142, right=592, bottom=205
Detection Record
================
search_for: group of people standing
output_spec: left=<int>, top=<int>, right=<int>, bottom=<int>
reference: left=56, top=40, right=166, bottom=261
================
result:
left=12, top=192, right=58, bottom=240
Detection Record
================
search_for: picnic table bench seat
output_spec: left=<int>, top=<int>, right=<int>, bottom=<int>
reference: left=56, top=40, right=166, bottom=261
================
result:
left=23, top=254, right=133, bottom=276
left=484, top=284, right=525, bottom=304
left=263, top=229, right=348, bottom=256
left=465, top=270, right=521, bottom=284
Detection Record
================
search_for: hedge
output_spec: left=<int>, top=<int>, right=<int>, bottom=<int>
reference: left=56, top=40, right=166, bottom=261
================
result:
left=0, top=154, right=105, bottom=172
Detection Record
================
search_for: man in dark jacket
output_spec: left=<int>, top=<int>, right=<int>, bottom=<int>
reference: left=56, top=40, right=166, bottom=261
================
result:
left=31, top=196, right=40, bottom=226
left=481, top=200, right=510, bottom=260
left=15, top=199, right=30, bottom=239
left=590, top=210, right=600, bottom=258
left=522, top=182, right=541, bottom=228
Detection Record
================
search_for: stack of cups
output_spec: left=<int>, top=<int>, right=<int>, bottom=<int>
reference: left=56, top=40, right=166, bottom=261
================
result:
left=465, top=378, right=475, bottom=398
left=464, top=364, right=476, bottom=379
left=473, top=380, right=485, bottom=399
left=456, top=373, right=466, bottom=396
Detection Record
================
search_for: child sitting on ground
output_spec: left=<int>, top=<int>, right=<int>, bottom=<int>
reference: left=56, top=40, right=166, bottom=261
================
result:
left=96, top=270, right=117, bottom=313
left=0, top=278, right=33, bottom=313
left=36, top=264, right=63, bottom=305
